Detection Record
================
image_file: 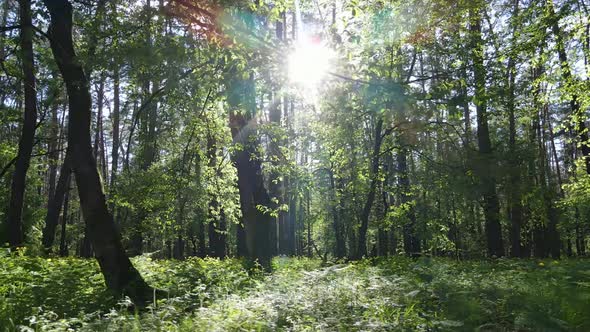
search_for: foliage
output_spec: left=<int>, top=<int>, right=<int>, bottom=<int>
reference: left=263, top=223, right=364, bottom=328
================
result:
left=2, top=254, right=590, bottom=331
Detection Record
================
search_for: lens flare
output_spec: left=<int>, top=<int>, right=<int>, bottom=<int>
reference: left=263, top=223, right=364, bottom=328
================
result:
left=288, top=36, right=333, bottom=87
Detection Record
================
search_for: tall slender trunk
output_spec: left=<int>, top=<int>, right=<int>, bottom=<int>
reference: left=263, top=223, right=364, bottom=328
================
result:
left=507, top=0, right=523, bottom=257
left=306, top=186, right=311, bottom=258
left=43, top=0, right=153, bottom=304
left=0, top=0, right=10, bottom=61
left=59, top=177, right=70, bottom=257
left=270, top=17, right=285, bottom=255
left=377, top=180, right=388, bottom=256
left=541, top=105, right=560, bottom=258
left=470, top=3, right=503, bottom=257
left=42, top=157, right=71, bottom=251
left=207, top=133, right=226, bottom=258
left=461, top=65, right=471, bottom=148
left=8, top=0, right=37, bottom=248
left=268, top=96, right=281, bottom=256
left=357, top=117, right=383, bottom=259
left=329, top=166, right=346, bottom=258
left=93, top=74, right=106, bottom=180
left=398, top=144, right=419, bottom=256
left=197, top=208, right=206, bottom=257
left=110, top=60, right=120, bottom=207
left=47, top=95, right=60, bottom=204
left=286, top=175, right=297, bottom=255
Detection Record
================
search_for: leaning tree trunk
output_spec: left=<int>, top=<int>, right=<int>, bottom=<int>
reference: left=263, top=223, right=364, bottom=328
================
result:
left=7, top=0, right=37, bottom=248
left=43, top=0, right=153, bottom=304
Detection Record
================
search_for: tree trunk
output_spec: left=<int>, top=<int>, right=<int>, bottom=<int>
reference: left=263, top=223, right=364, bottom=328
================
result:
left=378, top=156, right=393, bottom=257
left=269, top=99, right=282, bottom=256
left=357, top=117, right=383, bottom=259
left=47, top=94, right=60, bottom=206
left=197, top=212, right=206, bottom=257
left=230, top=109, right=273, bottom=268
left=207, top=134, right=226, bottom=258
left=575, top=209, right=586, bottom=255
left=43, top=0, right=153, bottom=304
left=329, top=166, right=346, bottom=258
left=306, top=186, right=312, bottom=258
left=470, top=4, right=503, bottom=257
left=42, top=157, right=71, bottom=252
left=398, top=145, right=419, bottom=256
left=377, top=181, right=388, bottom=256
left=540, top=105, right=560, bottom=259
left=286, top=176, right=297, bottom=255
left=93, top=74, right=105, bottom=178
left=506, top=0, right=523, bottom=258
left=0, top=0, right=10, bottom=61
left=110, top=62, right=120, bottom=190
left=7, top=0, right=37, bottom=248
left=59, top=176, right=70, bottom=257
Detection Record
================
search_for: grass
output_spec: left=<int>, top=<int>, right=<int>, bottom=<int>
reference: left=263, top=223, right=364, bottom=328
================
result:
left=1, top=251, right=589, bottom=331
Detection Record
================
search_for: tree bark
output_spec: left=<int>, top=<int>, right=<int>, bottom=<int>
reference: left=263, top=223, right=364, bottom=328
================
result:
left=7, top=0, right=37, bottom=248
left=43, top=0, right=153, bottom=304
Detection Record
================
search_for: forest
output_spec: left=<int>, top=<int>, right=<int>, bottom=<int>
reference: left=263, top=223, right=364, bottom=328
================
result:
left=1, top=0, right=590, bottom=330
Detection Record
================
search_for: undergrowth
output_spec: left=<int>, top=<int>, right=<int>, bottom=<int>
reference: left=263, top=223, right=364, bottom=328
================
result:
left=1, top=251, right=589, bottom=331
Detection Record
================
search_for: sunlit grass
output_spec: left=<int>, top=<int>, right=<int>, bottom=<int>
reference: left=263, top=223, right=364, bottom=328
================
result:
left=1, top=254, right=589, bottom=331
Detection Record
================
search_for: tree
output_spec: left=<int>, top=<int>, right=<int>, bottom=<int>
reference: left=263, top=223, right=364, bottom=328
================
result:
left=42, top=0, right=153, bottom=303
left=470, top=1, right=504, bottom=257
left=7, top=0, right=37, bottom=248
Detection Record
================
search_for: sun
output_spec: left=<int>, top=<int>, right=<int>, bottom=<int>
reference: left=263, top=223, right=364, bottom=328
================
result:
left=288, top=36, right=334, bottom=87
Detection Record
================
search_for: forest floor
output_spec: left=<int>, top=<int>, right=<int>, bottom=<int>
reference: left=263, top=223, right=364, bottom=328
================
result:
left=1, top=253, right=590, bottom=331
